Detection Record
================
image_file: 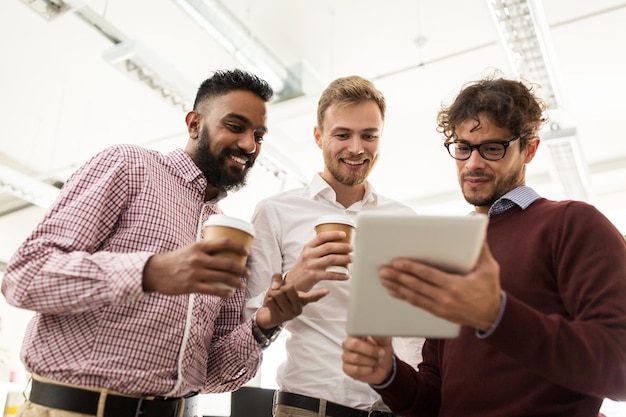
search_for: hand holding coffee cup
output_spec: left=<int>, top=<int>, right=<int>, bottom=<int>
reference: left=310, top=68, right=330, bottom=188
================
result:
left=203, top=215, right=255, bottom=290
left=314, top=214, right=356, bottom=275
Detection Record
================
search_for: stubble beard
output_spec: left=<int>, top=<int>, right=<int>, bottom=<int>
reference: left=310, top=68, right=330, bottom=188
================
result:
left=324, top=149, right=371, bottom=186
left=461, top=169, right=521, bottom=208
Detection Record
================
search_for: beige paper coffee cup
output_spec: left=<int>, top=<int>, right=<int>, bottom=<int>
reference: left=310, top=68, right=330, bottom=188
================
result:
left=203, top=214, right=255, bottom=289
left=314, top=214, right=356, bottom=275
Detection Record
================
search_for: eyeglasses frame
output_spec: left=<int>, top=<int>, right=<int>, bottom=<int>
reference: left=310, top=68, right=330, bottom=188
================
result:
left=444, top=136, right=521, bottom=161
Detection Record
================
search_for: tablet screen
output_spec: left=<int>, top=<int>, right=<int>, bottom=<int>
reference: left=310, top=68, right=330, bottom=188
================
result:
left=347, top=212, right=488, bottom=338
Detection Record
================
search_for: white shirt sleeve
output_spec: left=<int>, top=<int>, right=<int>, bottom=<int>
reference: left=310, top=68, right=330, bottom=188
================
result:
left=244, top=199, right=284, bottom=321
left=392, top=336, right=425, bottom=369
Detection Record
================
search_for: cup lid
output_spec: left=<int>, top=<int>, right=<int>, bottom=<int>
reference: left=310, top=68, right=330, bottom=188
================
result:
left=203, top=214, right=255, bottom=237
left=315, top=214, right=356, bottom=228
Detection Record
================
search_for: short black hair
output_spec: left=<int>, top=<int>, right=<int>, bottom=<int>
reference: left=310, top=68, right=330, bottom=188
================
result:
left=193, top=69, right=274, bottom=110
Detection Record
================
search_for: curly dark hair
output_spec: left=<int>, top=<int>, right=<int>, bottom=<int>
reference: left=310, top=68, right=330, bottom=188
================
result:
left=193, top=69, right=274, bottom=110
left=437, top=75, right=548, bottom=150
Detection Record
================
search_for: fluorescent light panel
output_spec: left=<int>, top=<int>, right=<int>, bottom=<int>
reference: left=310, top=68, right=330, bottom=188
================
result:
left=103, top=40, right=196, bottom=112
left=19, top=0, right=75, bottom=20
left=172, top=0, right=304, bottom=100
left=0, top=164, right=60, bottom=209
left=486, top=0, right=591, bottom=200
left=486, top=0, right=563, bottom=109
left=542, top=127, right=590, bottom=201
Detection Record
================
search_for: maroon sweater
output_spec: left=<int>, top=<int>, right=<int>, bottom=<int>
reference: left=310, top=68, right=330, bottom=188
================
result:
left=376, top=198, right=626, bottom=417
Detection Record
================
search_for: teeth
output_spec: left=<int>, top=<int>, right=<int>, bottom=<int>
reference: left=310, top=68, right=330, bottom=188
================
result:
left=230, top=155, right=247, bottom=166
left=343, top=159, right=365, bottom=166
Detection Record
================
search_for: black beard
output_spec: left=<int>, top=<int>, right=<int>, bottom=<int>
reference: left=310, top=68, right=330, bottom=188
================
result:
left=195, top=127, right=255, bottom=192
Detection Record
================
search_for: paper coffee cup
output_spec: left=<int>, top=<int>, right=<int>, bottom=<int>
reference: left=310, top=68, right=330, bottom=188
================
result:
left=314, top=214, right=356, bottom=275
left=203, top=215, right=255, bottom=289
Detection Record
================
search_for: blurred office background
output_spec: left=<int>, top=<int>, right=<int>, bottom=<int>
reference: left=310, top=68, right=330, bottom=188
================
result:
left=1, top=0, right=625, bottom=415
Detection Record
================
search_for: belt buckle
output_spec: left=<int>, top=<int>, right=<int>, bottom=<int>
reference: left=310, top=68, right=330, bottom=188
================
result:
left=367, top=411, right=391, bottom=417
left=132, top=396, right=183, bottom=417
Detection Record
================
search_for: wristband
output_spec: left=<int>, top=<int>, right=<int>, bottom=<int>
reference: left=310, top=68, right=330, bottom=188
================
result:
left=251, top=312, right=283, bottom=349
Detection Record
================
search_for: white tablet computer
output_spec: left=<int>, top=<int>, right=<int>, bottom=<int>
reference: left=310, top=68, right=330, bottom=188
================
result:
left=347, top=212, right=488, bottom=338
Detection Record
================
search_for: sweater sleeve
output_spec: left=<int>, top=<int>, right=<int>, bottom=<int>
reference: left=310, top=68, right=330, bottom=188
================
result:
left=485, top=202, right=626, bottom=400
left=373, top=339, right=443, bottom=417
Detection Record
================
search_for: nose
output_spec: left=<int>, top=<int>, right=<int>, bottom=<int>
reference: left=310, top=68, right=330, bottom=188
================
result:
left=238, top=131, right=257, bottom=155
left=463, top=148, right=486, bottom=170
left=347, top=136, right=364, bottom=155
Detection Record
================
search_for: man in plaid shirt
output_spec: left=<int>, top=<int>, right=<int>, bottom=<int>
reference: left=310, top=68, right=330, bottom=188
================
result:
left=2, top=69, right=326, bottom=417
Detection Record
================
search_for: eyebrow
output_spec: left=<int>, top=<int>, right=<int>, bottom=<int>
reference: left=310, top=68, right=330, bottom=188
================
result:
left=331, top=126, right=380, bottom=133
left=223, top=112, right=268, bottom=133
left=454, top=138, right=508, bottom=143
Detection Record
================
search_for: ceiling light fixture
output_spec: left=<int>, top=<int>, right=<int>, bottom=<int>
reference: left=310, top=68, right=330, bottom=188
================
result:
left=486, top=0, right=592, bottom=200
left=21, top=0, right=193, bottom=111
left=18, top=0, right=79, bottom=20
left=172, top=0, right=305, bottom=101
left=486, top=0, right=563, bottom=109
left=0, top=165, right=60, bottom=209
left=14, top=0, right=310, bottom=207
left=103, top=40, right=196, bottom=112
left=542, top=126, right=590, bottom=201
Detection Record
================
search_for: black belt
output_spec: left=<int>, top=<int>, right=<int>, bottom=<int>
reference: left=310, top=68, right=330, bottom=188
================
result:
left=275, top=391, right=395, bottom=417
left=29, top=378, right=198, bottom=417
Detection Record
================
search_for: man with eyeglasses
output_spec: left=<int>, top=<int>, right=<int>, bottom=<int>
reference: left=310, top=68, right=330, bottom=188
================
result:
left=340, top=75, right=626, bottom=417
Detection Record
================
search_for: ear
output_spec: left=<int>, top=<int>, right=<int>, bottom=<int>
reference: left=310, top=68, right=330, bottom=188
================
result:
left=185, top=111, right=201, bottom=139
left=524, top=136, right=540, bottom=163
left=314, top=126, right=323, bottom=149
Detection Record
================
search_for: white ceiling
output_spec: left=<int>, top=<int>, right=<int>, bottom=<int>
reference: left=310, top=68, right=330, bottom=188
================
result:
left=1, top=0, right=626, bottom=266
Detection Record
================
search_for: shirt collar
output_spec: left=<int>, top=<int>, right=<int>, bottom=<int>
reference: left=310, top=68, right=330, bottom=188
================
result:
left=487, top=186, right=541, bottom=217
left=308, top=173, right=378, bottom=207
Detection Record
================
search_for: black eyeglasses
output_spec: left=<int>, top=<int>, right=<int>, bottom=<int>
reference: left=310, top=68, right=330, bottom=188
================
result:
left=444, top=136, right=520, bottom=161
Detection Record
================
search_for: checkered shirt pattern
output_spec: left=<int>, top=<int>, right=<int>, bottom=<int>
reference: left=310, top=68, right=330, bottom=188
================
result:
left=1, top=145, right=262, bottom=397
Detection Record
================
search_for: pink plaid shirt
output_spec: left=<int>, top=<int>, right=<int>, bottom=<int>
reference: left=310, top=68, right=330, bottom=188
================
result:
left=2, top=145, right=262, bottom=397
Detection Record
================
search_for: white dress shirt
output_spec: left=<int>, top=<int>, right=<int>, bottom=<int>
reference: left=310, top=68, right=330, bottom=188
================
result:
left=245, top=173, right=423, bottom=411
